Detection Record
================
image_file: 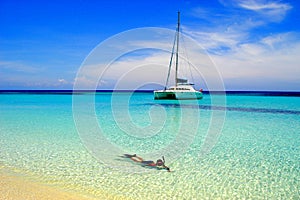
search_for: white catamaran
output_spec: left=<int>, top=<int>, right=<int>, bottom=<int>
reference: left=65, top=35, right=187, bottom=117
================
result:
left=154, top=12, right=203, bottom=100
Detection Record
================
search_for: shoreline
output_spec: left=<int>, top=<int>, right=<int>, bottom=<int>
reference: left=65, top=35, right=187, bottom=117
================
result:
left=0, top=166, right=130, bottom=200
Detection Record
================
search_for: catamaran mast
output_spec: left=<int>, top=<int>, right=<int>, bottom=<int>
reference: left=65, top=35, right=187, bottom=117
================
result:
left=175, top=11, right=180, bottom=86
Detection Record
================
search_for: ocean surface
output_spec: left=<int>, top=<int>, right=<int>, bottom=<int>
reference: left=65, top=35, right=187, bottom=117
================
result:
left=0, top=91, right=299, bottom=199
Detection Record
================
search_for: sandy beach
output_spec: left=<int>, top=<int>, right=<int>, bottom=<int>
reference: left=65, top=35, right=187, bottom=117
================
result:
left=0, top=166, right=129, bottom=200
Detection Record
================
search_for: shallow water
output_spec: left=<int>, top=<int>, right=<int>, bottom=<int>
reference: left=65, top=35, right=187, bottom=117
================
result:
left=0, top=92, right=299, bottom=199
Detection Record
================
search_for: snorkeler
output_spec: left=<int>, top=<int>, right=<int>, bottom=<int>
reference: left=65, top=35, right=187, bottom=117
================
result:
left=123, top=154, right=171, bottom=172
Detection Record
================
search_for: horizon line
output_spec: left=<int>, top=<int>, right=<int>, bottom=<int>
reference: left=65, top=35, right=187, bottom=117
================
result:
left=0, top=89, right=300, bottom=97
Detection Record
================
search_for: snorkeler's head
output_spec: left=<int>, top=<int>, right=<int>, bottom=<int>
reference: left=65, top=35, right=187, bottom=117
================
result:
left=156, top=159, right=164, bottom=166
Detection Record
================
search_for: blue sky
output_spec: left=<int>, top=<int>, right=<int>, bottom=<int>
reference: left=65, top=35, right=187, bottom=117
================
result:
left=1, top=0, right=299, bottom=90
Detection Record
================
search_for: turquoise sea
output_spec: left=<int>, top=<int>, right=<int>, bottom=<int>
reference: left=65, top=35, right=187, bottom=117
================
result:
left=0, top=91, right=299, bottom=199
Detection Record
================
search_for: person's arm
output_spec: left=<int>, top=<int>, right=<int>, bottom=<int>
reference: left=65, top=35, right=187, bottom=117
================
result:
left=163, top=165, right=171, bottom=172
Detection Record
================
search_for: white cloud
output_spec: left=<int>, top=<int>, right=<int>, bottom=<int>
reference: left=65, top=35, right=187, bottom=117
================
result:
left=184, top=28, right=245, bottom=53
left=74, top=42, right=226, bottom=91
left=74, top=52, right=171, bottom=90
left=209, top=32, right=300, bottom=90
left=236, top=0, right=292, bottom=22
left=58, top=78, right=68, bottom=84
left=260, top=32, right=296, bottom=49
left=238, top=0, right=291, bottom=11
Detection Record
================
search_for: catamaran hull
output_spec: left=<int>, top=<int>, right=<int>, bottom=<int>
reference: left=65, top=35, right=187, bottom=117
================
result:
left=154, top=91, right=203, bottom=100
